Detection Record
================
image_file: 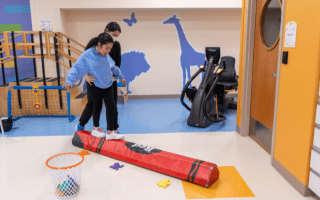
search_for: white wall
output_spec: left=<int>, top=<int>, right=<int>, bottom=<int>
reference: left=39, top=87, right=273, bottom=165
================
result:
left=29, top=0, right=242, bottom=95
left=30, top=0, right=242, bottom=32
left=63, top=9, right=241, bottom=95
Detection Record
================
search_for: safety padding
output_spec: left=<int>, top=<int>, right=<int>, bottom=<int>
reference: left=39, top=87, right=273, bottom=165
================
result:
left=72, top=130, right=219, bottom=187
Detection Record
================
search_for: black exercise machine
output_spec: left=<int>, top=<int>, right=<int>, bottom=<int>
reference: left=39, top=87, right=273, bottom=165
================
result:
left=180, top=47, right=238, bottom=128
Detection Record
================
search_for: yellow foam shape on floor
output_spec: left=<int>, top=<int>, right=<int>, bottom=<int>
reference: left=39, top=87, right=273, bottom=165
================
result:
left=157, top=179, right=170, bottom=188
left=182, top=166, right=255, bottom=199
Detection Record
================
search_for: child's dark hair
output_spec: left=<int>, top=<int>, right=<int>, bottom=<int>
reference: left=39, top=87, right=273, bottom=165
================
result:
left=104, top=22, right=121, bottom=33
left=85, top=33, right=114, bottom=50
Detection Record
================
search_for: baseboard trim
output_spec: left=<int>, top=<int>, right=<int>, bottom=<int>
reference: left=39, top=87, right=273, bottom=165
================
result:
left=118, top=94, right=182, bottom=100
left=236, top=125, right=240, bottom=134
left=311, top=190, right=320, bottom=200
left=118, top=93, right=237, bottom=100
left=272, top=157, right=311, bottom=197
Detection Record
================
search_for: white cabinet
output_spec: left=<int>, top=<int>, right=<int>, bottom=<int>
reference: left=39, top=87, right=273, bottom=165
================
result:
left=310, top=149, right=320, bottom=175
left=309, top=82, right=320, bottom=197
left=309, top=170, right=320, bottom=197
left=314, top=127, right=320, bottom=149
left=315, top=105, right=320, bottom=125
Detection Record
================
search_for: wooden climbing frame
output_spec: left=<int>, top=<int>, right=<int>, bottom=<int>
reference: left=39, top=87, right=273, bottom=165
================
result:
left=0, top=31, right=85, bottom=109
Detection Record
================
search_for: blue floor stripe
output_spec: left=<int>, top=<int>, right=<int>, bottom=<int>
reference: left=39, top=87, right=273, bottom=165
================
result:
left=3, top=98, right=237, bottom=137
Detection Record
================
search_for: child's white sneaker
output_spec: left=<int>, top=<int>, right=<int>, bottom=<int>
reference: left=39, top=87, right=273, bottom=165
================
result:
left=91, top=127, right=106, bottom=138
left=105, top=131, right=124, bottom=140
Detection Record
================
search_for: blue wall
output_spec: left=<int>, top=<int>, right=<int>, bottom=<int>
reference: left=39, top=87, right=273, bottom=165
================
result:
left=0, top=0, right=34, bottom=85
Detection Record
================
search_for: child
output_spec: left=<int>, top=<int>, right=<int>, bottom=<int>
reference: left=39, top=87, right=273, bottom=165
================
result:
left=78, top=22, right=123, bottom=134
left=62, top=32, right=126, bottom=140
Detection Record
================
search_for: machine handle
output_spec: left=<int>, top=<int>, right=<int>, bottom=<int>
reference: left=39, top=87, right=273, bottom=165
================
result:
left=180, top=65, right=205, bottom=111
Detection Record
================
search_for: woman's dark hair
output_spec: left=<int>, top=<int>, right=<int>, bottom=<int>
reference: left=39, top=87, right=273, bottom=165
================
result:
left=104, top=22, right=121, bottom=33
left=85, top=32, right=114, bottom=50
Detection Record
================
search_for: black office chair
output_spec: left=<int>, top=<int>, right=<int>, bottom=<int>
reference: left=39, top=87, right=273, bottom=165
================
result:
left=215, top=56, right=238, bottom=112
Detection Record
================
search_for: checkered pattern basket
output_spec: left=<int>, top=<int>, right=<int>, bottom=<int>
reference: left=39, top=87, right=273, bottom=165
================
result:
left=46, top=151, right=89, bottom=199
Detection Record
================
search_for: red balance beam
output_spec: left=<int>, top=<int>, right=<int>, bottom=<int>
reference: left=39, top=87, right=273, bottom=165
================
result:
left=72, top=130, right=219, bottom=187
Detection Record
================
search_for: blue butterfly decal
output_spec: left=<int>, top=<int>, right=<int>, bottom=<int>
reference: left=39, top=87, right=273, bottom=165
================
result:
left=123, top=12, right=137, bottom=27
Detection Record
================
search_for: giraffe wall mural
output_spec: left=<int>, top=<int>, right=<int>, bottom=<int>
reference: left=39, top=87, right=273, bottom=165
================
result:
left=163, top=14, right=206, bottom=91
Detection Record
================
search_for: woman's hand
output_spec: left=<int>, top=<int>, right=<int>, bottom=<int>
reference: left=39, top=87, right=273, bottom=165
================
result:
left=62, top=82, right=71, bottom=90
left=121, top=78, right=126, bottom=86
left=84, top=74, right=96, bottom=86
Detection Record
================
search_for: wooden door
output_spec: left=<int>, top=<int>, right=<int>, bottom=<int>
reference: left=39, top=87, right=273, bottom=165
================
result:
left=249, top=0, right=282, bottom=153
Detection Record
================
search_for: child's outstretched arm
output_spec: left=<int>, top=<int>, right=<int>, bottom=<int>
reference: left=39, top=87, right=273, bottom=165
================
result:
left=63, top=55, right=90, bottom=89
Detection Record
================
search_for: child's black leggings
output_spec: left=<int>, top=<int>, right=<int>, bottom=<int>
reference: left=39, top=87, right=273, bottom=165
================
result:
left=80, top=83, right=115, bottom=130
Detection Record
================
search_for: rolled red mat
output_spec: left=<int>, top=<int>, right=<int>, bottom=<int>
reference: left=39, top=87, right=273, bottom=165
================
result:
left=72, top=130, right=219, bottom=187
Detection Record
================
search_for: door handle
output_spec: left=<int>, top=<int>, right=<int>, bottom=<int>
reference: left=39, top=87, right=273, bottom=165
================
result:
left=272, top=73, right=277, bottom=76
